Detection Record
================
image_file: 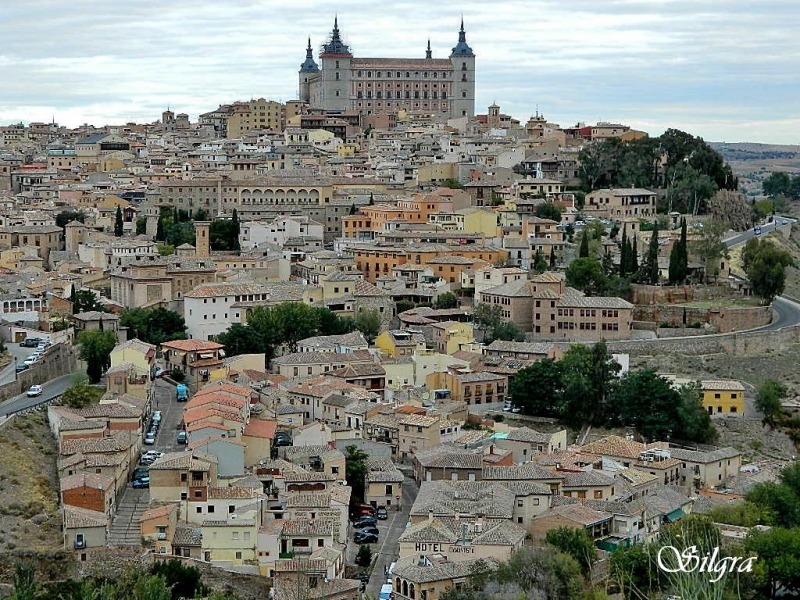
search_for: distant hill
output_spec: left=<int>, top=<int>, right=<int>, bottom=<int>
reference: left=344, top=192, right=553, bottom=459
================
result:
left=709, top=142, right=800, bottom=198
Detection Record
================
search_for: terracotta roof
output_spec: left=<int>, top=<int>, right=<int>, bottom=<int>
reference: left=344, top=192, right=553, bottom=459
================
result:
left=63, top=506, right=108, bottom=529
left=161, top=339, right=223, bottom=352
left=243, top=419, right=277, bottom=439
left=140, top=504, right=177, bottom=522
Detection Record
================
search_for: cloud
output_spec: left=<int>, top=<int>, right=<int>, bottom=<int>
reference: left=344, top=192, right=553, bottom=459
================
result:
left=0, top=0, right=797, bottom=142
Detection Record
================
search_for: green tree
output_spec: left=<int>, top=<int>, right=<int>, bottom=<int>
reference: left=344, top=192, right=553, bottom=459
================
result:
left=72, top=289, right=106, bottom=314
left=355, top=544, right=373, bottom=568
left=763, top=171, right=792, bottom=198
left=61, top=384, right=104, bottom=409
left=565, top=257, right=607, bottom=296
left=691, top=220, right=728, bottom=283
left=558, top=343, right=620, bottom=426
left=508, top=358, right=564, bottom=417
left=745, top=527, right=800, bottom=598
left=150, top=559, right=205, bottom=600
left=216, top=324, right=265, bottom=358
left=56, top=209, right=86, bottom=230
left=494, top=546, right=584, bottom=600
left=489, top=321, right=526, bottom=343
left=155, top=214, right=165, bottom=242
left=535, top=202, right=562, bottom=222
left=114, top=206, right=124, bottom=237
left=549, top=246, right=557, bottom=268
left=707, top=501, right=766, bottom=527
left=231, top=208, right=241, bottom=252
left=755, top=379, right=787, bottom=426
left=608, top=369, right=684, bottom=441
left=349, top=203, right=357, bottom=216
left=345, top=444, right=369, bottom=502
left=135, top=216, right=147, bottom=235
left=434, top=292, right=459, bottom=309
left=675, top=382, right=717, bottom=443
left=578, top=230, right=590, bottom=258
left=609, top=542, right=662, bottom=600
left=157, top=244, right=175, bottom=256
left=11, top=561, right=38, bottom=600
left=742, top=237, right=793, bottom=302
left=77, top=329, right=117, bottom=383
left=533, top=250, right=548, bottom=273
left=354, top=308, right=382, bottom=343
left=316, top=307, right=356, bottom=336
left=545, top=526, right=596, bottom=574
left=629, top=235, right=639, bottom=280
left=640, top=222, right=660, bottom=285
left=120, top=307, right=186, bottom=345
left=668, top=218, right=688, bottom=284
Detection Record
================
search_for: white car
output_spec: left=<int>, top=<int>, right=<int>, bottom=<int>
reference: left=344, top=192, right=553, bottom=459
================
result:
left=23, top=356, right=38, bottom=366
left=26, top=385, right=43, bottom=397
left=144, top=432, right=156, bottom=445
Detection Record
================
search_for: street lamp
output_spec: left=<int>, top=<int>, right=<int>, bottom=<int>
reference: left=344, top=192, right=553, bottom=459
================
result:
left=13, top=357, right=17, bottom=379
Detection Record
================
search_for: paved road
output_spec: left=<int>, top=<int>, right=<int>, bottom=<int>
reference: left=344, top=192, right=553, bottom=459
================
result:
left=145, top=378, right=186, bottom=454
left=0, top=343, right=38, bottom=386
left=724, top=218, right=796, bottom=249
left=365, top=476, right=419, bottom=598
left=0, top=371, right=85, bottom=417
left=758, top=296, right=800, bottom=331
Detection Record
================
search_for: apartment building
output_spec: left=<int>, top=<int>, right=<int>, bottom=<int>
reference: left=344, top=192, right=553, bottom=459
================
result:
left=584, top=188, right=657, bottom=219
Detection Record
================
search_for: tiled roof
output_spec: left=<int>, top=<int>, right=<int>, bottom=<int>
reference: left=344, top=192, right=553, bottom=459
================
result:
left=504, top=427, right=551, bottom=443
left=581, top=435, right=661, bottom=459
left=398, top=518, right=458, bottom=544
left=208, top=486, right=258, bottom=499
left=140, top=504, right=177, bottom=521
left=411, top=481, right=516, bottom=519
left=669, top=447, right=741, bottom=463
left=243, top=419, right=277, bottom=439
left=60, top=472, right=115, bottom=492
left=562, top=470, right=615, bottom=488
left=173, top=526, right=202, bottom=546
left=700, top=379, right=746, bottom=391
left=286, top=493, right=332, bottom=508
left=392, top=556, right=499, bottom=585
left=455, top=371, right=504, bottom=383
left=472, top=519, right=527, bottom=546
left=414, top=446, right=483, bottom=469
left=281, top=519, right=334, bottom=536
left=482, top=465, right=561, bottom=481
left=161, top=339, right=223, bottom=352
left=282, top=471, right=337, bottom=483
left=63, top=506, right=108, bottom=529
left=485, top=340, right=556, bottom=355
left=149, top=451, right=215, bottom=470
left=541, top=503, right=612, bottom=526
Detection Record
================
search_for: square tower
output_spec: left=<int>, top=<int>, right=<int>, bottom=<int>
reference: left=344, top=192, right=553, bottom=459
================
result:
left=449, top=19, right=476, bottom=118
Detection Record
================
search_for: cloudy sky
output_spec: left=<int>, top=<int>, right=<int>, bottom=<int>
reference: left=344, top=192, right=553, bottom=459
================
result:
left=2, top=1, right=798, bottom=144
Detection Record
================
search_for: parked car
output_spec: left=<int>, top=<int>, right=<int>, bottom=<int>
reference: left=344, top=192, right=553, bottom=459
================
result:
left=274, top=437, right=292, bottom=447
left=149, top=425, right=159, bottom=436
left=152, top=411, right=162, bottom=424
left=132, top=467, right=149, bottom=481
left=26, top=385, right=43, bottom=397
left=132, top=476, right=150, bottom=489
left=353, top=515, right=378, bottom=527
left=176, top=383, right=189, bottom=402
left=376, top=507, right=388, bottom=520
left=144, top=432, right=156, bottom=445
left=140, top=451, right=163, bottom=464
left=23, top=356, right=38, bottom=366
left=177, top=431, right=188, bottom=444
left=350, top=502, right=377, bottom=519
left=354, top=531, right=379, bottom=544
left=355, top=525, right=379, bottom=536
left=20, top=337, right=42, bottom=348
left=15, top=364, right=28, bottom=373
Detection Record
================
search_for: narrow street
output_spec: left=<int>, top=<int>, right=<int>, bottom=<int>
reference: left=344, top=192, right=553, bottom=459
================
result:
left=365, top=475, right=418, bottom=598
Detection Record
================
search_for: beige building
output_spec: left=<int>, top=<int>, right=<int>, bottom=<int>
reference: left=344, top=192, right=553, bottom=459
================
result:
left=669, top=447, right=742, bottom=490
left=226, top=99, right=285, bottom=137
left=391, top=556, right=498, bottom=600
left=495, top=427, right=568, bottom=463
left=0, top=225, right=62, bottom=262
left=584, top=188, right=657, bottom=219
left=426, top=370, right=507, bottom=406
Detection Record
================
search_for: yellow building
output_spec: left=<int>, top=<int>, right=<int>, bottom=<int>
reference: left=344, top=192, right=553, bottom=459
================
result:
left=701, top=380, right=745, bottom=416
left=0, top=248, right=23, bottom=270
left=110, top=339, right=157, bottom=375
left=226, top=98, right=285, bottom=137
left=428, top=321, right=474, bottom=355
left=375, top=330, right=427, bottom=359
left=337, top=143, right=358, bottom=157
left=200, top=518, right=259, bottom=566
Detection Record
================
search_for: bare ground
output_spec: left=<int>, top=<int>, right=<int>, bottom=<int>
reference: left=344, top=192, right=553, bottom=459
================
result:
left=0, top=410, right=64, bottom=566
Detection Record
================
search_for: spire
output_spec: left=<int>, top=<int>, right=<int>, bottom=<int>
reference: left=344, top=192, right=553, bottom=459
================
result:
left=426, top=39, right=432, bottom=59
left=300, top=35, right=320, bottom=72
left=322, top=14, right=351, bottom=56
left=451, top=17, right=474, bottom=57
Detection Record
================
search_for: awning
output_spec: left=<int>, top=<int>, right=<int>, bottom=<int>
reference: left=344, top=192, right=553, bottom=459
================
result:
left=665, top=508, right=685, bottom=522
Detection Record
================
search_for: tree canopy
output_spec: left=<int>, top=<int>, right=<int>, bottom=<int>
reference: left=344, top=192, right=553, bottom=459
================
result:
left=535, top=202, right=562, bottom=222
left=56, top=210, right=85, bottom=231
left=741, top=237, right=793, bottom=302
left=77, top=329, right=117, bottom=383
left=119, top=307, right=187, bottom=346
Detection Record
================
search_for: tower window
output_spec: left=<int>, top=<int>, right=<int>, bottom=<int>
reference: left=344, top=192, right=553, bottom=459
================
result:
left=335, top=90, right=340, bottom=96
left=433, top=72, right=438, bottom=78
left=336, top=61, right=340, bottom=69
left=367, top=71, right=371, bottom=77
left=462, top=74, right=467, bottom=82
left=397, top=71, right=401, bottom=77
left=462, top=90, right=467, bottom=98
left=358, top=71, right=362, bottom=76
left=405, top=72, right=410, bottom=78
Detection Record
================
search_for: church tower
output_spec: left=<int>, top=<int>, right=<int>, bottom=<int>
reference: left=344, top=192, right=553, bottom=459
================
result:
left=298, top=37, right=320, bottom=103
left=319, top=16, right=353, bottom=112
left=449, top=18, right=476, bottom=118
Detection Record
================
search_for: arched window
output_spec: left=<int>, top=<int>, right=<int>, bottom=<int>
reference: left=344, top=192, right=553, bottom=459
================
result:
left=402, top=581, right=408, bottom=596
left=410, top=584, right=416, bottom=599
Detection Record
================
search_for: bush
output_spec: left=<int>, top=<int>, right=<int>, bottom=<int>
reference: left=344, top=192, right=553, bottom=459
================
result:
left=169, top=368, right=186, bottom=382
left=355, top=544, right=373, bottom=567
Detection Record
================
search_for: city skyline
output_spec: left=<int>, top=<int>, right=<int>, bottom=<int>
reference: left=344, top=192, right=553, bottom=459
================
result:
left=2, top=0, right=798, bottom=143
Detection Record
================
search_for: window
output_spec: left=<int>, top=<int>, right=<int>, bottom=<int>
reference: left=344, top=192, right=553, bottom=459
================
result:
left=208, top=505, right=215, bottom=513
left=235, top=551, right=242, bottom=560
left=385, top=484, right=393, bottom=495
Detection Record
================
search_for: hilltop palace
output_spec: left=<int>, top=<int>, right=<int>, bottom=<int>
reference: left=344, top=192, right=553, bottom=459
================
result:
left=298, top=17, right=476, bottom=118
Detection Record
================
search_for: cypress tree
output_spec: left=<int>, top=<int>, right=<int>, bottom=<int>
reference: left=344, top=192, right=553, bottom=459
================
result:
left=231, top=208, right=241, bottom=252
left=630, top=235, right=639, bottom=281
left=644, top=223, right=660, bottom=284
left=114, top=206, right=123, bottom=237
left=620, top=226, right=629, bottom=277
left=679, top=217, right=688, bottom=281
left=549, top=246, right=556, bottom=268
left=349, top=203, right=357, bottom=216
left=579, top=231, right=590, bottom=258
left=156, top=215, right=165, bottom=241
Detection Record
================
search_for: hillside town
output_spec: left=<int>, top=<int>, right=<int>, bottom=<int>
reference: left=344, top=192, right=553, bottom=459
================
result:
left=2, top=16, right=800, bottom=600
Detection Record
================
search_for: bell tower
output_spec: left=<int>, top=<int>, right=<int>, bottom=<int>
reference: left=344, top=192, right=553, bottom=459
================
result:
left=449, top=18, right=476, bottom=118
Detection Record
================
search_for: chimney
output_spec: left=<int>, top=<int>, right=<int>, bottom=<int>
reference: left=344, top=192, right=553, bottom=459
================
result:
left=489, top=444, right=494, bottom=455
left=428, top=509, right=433, bottom=523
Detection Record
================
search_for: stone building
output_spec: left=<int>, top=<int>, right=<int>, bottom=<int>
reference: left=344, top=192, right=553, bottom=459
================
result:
left=299, top=18, right=476, bottom=118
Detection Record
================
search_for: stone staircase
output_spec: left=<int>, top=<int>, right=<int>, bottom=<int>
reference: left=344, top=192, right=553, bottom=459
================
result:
left=107, top=485, right=149, bottom=548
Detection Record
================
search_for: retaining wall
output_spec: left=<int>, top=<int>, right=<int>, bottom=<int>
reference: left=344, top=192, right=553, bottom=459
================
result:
left=0, top=344, right=77, bottom=402
left=634, top=304, right=771, bottom=333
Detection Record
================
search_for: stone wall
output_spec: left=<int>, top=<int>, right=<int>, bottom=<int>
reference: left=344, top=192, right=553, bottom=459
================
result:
left=0, top=343, right=77, bottom=404
left=631, top=284, right=736, bottom=305
left=608, top=325, right=800, bottom=357
left=633, top=305, right=771, bottom=334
